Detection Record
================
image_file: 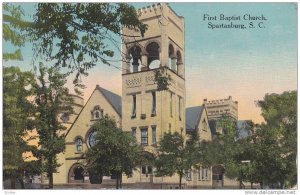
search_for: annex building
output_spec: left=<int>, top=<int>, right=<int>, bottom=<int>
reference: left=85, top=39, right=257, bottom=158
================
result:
left=41, top=3, right=247, bottom=189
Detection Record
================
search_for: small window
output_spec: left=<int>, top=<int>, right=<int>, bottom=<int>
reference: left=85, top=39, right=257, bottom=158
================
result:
left=75, top=138, right=83, bottom=152
left=91, top=105, right=103, bottom=120
left=151, top=92, right=156, bottom=116
left=95, top=111, right=100, bottom=119
left=152, top=126, right=156, bottom=145
left=132, top=95, right=136, bottom=118
left=141, top=128, right=148, bottom=145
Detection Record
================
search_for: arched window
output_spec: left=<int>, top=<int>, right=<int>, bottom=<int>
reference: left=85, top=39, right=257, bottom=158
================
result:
left=75, top=137, right=83, bottom=152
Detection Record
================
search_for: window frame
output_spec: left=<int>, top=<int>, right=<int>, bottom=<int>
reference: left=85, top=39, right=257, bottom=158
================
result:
left=141, top=128, right=148, bottom=146
left=151, top=126, right=156, bottom=145
left=75, top=137, right=83, bottom=152
left=151, top=91, right=156, bottom=116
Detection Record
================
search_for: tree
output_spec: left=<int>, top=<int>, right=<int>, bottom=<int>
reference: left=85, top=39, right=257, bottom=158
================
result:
left=202, top=115, right=250, bottom=187
left=31, top=63, right=73, bottom=189
left=250, top=91, right=297, bottom=188
left=29, top=3, right=147, bottom=89
left=3, top=3, right=26, bottom=61
left=3, top=66, right=35, bottom=189
left=86, top=115, right=143, bottom=189
left=155, top=131, right=200, bottom=189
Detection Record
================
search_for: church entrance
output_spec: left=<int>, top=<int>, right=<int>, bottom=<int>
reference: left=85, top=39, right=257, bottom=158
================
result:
left=212, top=165, right=224, bottom=188
left=68, top=164, right=85, bottom=183
left=74, top=167, right=84, bottom=180
left=140, top=165, right=153, bottom=182
left=140, top=152, right=155, bottom=183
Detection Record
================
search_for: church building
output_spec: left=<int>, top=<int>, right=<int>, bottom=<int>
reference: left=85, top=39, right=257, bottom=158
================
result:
left=43, top=3, right=241, bottom=189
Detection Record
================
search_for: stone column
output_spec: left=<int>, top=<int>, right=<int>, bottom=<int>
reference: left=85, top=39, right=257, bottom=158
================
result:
left=171, top=57, right=177, bottom=71
left=177, top=62, right=184, bottom=77
left=141, top=54, right=149, bottom=71
left=132, top=58, right=139, bottom=72
left=125, top=56, right=131, bottom=73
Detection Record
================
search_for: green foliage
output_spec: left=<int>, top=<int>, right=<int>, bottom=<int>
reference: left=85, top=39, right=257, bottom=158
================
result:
left=155, top=131, right=200, bottom=189
left=205, top=91, right=297, bottom=189
left=252, top=91, right=297, bottom=188
left=30, top=3, right=147, bottom=85
left=86, top=115, right=143, bottom=189
left=3, top=66, right=35, bottom=188
left=3, top=3, right=26, bottom=61
left=154, top=68, right=171, bottom=91
left=30, top=63, right=73, bottom=189
left=202, top=115, right=242, bottom=181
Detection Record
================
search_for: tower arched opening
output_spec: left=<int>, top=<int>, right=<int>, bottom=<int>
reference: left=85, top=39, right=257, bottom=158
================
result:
left=168, top=44, right=177, bottom=71
left=176, top=50, right=183, bottom=76
left=128, top=45, right=142, bottom=73
left=146, top=42, right=160, bottom=69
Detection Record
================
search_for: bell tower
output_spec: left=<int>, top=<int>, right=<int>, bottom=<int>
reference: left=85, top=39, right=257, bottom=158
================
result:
left=121, top=3, right=185, bottom=154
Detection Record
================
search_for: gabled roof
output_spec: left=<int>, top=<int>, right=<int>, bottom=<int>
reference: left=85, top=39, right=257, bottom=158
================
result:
left=185, top=106, right=204, bottom=131
left=65, top=86, right=122, bottom=137
left=96, top=85, right=122, bottom=116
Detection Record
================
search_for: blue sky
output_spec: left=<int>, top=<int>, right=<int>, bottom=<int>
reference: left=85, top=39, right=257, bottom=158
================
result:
left=3, top=2, right=297, bottom=123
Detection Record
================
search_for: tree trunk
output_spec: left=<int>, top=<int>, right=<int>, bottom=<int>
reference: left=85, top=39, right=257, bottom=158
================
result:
left=260, top=182, right=263, bottom=189
left=11, top=178, right=16, bottom=189
left=116, top=173, right=119, bottom=189
left=120, top=173, right=122, bottom=189
left=18, top=178, right=25, bottom=189
left=280, top=182, right=284, bottom=189
left=251, top=182, right=253, bottom=189
left=179, top=174, right=182, bottom=189
left=49, top=172, right=53, bottom=189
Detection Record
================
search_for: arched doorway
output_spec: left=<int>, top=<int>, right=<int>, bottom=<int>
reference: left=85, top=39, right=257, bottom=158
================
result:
left=212, top=165, right=225, bottom=188
left=68, top=164, right=85, bottom=183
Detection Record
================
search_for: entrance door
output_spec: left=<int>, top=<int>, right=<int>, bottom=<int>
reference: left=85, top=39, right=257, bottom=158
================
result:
left=212, top=165, right=224, bottom=188
left=140, top=165, right=153, bottom=182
